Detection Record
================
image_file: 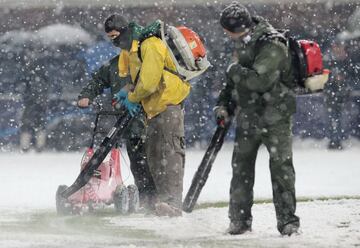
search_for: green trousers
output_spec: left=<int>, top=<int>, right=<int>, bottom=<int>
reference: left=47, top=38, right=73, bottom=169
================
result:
left=229, top=117, right=300, bottom=232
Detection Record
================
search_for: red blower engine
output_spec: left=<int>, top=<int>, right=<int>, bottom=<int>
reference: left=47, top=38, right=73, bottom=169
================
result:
left=290, top=39, right=330, bottom=92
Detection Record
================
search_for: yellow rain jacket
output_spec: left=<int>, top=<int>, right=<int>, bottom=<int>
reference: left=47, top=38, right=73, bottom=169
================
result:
left=124, top=37, right=191, bottom=119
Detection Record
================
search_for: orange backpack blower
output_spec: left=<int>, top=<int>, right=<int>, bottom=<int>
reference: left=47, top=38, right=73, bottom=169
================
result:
left=161, top=23, right=211, bottom=81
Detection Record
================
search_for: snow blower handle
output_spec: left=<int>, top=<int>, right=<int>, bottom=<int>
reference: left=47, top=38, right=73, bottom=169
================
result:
left=88, top=113, right=100, bottom=149
left=89, top=108, right=131, bottom=148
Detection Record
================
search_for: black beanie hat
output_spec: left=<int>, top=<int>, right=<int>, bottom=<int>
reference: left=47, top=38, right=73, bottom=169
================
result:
left=104, top=14, right=129, bottom=33
left=220, top=2, right=253, bottom=33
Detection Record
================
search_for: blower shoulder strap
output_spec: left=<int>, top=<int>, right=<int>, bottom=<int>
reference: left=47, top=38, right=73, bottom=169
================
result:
left=136, top=38, right=186, bottom=84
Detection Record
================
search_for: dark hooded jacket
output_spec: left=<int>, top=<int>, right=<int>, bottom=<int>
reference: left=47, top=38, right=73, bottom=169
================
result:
left=217, top=17, right=296, bottom=127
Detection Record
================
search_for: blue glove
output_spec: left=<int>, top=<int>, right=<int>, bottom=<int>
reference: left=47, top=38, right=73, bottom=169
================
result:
left=123, top=95, right=141, bottom=117
left=114, top=89, right=128, bottom=104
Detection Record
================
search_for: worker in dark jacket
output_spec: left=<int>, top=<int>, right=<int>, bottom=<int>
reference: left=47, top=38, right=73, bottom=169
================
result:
left=78, top=16, right=156, bottom=210
left=215, top=2, right=300, bottom=236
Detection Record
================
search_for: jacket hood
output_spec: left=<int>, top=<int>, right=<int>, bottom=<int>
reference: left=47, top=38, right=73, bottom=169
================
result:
left=129, top=20, right=162, bottom=42
left=250, top=16, right=275, bottom=42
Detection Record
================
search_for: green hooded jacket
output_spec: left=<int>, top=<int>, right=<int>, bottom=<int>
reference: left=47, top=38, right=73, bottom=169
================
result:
left=217, top=17, right=296, bottom=126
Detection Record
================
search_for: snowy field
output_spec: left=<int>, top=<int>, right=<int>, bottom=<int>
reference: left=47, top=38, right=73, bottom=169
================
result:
left=0, top=139, right=359, bottom=247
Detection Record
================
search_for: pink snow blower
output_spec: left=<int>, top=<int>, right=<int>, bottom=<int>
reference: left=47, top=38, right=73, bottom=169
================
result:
left=56, top=111, right=139, bottom=215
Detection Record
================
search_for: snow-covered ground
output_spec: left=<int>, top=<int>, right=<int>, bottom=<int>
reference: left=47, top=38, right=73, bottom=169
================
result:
left=0, top=139, right=359, bottom=247
left=0, top=199, right=359, bottom=248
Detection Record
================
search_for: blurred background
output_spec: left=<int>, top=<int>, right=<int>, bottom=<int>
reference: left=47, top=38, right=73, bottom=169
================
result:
left=0, top=0, right=359, bottom=152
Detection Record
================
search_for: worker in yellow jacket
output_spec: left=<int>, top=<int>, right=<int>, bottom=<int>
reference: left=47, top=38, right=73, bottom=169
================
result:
left=105, top=14, right=190, bottom=216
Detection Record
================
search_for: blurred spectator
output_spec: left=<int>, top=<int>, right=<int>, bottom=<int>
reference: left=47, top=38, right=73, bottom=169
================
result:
left=325, top=7, right=360, bottom=149
left=324, top=41, right=349, bottom=150
left=339, top=8, right=360, bottom=139
left=20, top=24, right=92, bottom=152
left=19, top=40, right=49, bottom=152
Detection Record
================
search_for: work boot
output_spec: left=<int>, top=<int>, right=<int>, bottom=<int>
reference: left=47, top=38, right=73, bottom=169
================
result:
left=227, top=221, right=252, bottom=235
left=155, top=202, right=182, bottom=217
left=280, top=222, right=299, bottom=236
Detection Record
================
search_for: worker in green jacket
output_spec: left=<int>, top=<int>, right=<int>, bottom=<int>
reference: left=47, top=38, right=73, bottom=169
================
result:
left=78, top=15, right=156, bottom=210
left=215, top=2, right=300, bottom=236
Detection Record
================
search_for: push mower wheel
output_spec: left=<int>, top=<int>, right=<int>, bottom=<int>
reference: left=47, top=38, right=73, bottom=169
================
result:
left=114, top=185, right=129, bottom=214
left=56, top=185, right=72, bottom=215
left=127, top=184, right=140, bottom=213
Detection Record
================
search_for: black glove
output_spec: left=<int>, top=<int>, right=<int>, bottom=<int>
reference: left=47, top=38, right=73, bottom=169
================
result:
left=214, top=106, right=230, bottom=127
